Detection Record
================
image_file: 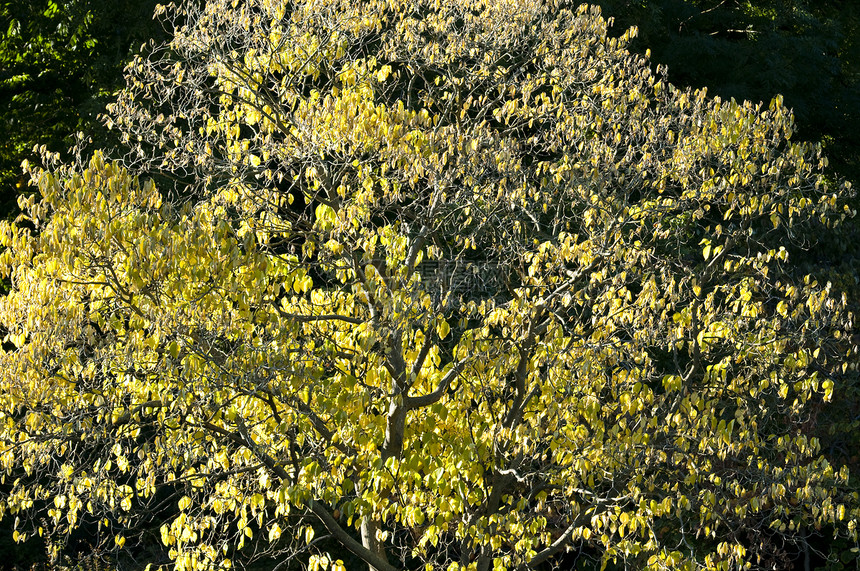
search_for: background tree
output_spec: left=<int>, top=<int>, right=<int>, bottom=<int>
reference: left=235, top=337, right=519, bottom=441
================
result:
left=1, top=1, right=859, bottom=570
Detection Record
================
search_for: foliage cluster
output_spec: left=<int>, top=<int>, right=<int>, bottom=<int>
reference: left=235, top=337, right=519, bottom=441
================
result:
left=0, top=0, right=164, bottom=214
left=594, top=0, right=860, bottom=184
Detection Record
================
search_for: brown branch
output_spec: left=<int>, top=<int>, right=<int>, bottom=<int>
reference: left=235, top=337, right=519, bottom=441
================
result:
left=524, top=519, right=579, bottom=569
left=405, top=361, right=464, bottom=409
left=274, top=308, right=364, bottom=325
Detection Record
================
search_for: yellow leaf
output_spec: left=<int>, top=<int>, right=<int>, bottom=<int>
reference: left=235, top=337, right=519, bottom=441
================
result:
left=437, top=319, right=450, bottom=340
left=269, top=524, right=282, bottom=542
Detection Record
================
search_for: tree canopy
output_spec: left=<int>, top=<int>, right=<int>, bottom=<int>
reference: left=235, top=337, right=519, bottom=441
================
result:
left=0, top=1, right=858, bottom=570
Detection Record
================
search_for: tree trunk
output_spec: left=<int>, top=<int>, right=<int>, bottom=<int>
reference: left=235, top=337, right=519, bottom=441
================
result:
left=361, top=518, right=387, bottom=571
left=360, top=390, right=407, bottom=570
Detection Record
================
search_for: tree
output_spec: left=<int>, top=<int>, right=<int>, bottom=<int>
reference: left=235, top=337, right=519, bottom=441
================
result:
left=1, top=1, right=858, bottom=570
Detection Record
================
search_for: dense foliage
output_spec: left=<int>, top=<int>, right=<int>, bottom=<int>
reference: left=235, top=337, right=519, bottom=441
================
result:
left=0, top=1, right=858, bottom=570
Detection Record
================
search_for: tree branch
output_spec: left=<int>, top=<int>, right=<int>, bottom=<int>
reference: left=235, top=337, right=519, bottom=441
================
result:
left=405, top=361, right=464, bottom=409
left=307, top=500, right=398, bottom=571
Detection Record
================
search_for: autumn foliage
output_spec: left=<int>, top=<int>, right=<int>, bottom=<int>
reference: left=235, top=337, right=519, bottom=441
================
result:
left=0, top=1, right=858, bottom=570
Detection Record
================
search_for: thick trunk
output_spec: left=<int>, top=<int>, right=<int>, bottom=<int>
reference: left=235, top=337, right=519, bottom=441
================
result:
left=383, top=399, right=407, bottom=458
left=361, top=386, right=407, bottom=570
left=361, top=518, right=387, bottom=571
